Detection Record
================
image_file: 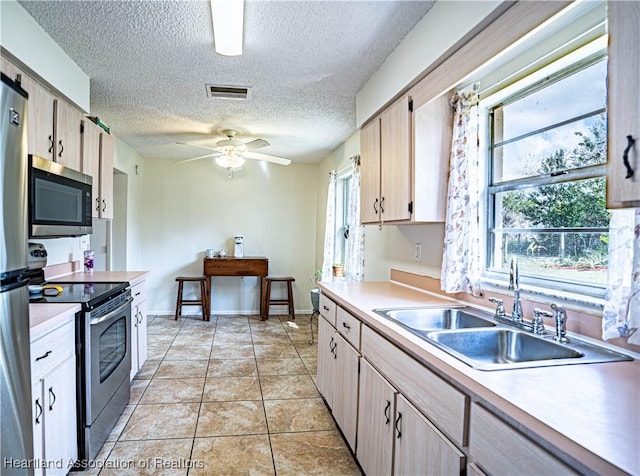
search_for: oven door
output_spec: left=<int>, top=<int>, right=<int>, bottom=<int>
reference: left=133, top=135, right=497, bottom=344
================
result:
left=86, top=297, right=132, bottom=423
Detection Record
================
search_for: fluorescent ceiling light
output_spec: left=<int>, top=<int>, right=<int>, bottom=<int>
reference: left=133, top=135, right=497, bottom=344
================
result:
left=210, top=0, right=244, bottom=56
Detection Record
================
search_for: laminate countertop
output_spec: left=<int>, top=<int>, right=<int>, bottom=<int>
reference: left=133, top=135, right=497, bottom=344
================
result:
left=319, top=280, right=640, bottom=475
left=47, top=270, right=149, bottom=286
left=29, top=303, right=80, bottom=340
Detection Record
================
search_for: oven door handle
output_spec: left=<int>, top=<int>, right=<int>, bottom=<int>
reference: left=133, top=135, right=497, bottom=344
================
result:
left=89, top=297, right=133, bottom=326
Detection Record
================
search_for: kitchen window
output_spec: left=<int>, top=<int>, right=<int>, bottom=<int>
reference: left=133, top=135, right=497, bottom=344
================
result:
left=334, top=173, right=352, bottom=267
left=483, top=52, right=609, bottom=297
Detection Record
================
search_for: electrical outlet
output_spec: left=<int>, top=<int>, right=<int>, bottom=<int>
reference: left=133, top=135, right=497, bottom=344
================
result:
left=414, top=243, right=422, bottom=261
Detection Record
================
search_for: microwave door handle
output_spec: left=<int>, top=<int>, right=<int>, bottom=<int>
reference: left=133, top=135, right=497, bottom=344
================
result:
left=89, top=297, right=133, bottom=326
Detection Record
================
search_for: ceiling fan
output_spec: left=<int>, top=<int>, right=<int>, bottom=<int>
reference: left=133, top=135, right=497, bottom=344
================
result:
left=176, top=129, right=291, bottom=177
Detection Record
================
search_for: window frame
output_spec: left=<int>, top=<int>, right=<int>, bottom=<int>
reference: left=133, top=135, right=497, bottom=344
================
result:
left=479, top=46, right=609, bottom=299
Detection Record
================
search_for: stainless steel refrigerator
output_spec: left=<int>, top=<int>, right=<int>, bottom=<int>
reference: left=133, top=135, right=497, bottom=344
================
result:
left=1, top=73, right=33, bottom=474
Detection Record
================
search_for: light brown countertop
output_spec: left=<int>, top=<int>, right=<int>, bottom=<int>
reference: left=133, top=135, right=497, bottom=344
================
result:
left=319, top=280, right=640, bottom=475
left=30, top=303, right=81, bottom=341
left=47, top=270, right=149, bottom=285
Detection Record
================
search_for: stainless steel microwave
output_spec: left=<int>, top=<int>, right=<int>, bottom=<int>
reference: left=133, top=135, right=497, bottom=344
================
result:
left=29, top=155, right=93, bottom=237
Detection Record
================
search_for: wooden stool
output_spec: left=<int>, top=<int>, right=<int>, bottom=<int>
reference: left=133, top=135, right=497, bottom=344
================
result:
left=265, top=276, right=295, bottom=321
left=175, top=276, right=209, bottom=321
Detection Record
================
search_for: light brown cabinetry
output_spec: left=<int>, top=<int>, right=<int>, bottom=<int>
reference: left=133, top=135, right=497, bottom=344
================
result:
left=360, top=95, right=412, bottom=224
left=360, top=91, right=452, bottom=224
left=394, top=394, right=465, bottom=476
left=607, top=1, right=640, bottom=207
left=356, top=359, right=396, bottom=475
left=469, top=403, right=578, bottom=475
left=1, top=56, right=82, bottom=170
left=412, top=93, right=453, bottom=222
left=82, top=119, right=114, bottom=219
left=316, top=311, right=360, bottom=451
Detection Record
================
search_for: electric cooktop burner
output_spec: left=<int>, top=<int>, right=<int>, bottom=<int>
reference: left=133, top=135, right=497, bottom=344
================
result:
left=25, top=269, right=128, bottom=309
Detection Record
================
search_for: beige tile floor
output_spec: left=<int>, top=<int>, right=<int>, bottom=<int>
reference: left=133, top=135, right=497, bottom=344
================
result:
left=90, top=314, right=362, bottom=475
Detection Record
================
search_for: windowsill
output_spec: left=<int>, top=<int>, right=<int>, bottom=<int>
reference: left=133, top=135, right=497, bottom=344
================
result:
left=480, top=277, right=605, bottom=315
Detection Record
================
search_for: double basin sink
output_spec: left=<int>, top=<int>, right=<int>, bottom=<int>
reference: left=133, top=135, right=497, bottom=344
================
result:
left=374, top=306, right=633, bottom=370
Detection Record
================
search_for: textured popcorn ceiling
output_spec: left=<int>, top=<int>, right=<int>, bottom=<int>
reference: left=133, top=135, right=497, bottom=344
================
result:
left=17, top=0, right=435, bottom=164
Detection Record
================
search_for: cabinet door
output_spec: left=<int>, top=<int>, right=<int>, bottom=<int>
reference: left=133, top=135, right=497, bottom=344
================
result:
left=380, top=95, right=412, bottom=222
left=26, top=78, right=56, bottom=160
left=413, top=94, right=453, bottom=222
left=32, top=380, right=44, bottom=476
left=332, top=333, right=359, bottom=451
left=607, top=1, right=640, bottom=206
left=99, top=132, right=114, bottom=218
left=316, top=316, right=336, bottom=409
left=357, top=360, right=396, bottom=476
left=394, top=394, right=465, bottom=476
left=55, top=100, right=82, bottom=171
left=43, top=357, right=77, bottom=475
left=360, top=118, right=382, bottom=223
left=82, top=120, right=102, bottom=218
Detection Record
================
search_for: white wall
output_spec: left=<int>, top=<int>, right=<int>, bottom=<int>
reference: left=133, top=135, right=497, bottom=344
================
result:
left=142, top=159, right=318, bottom=315
left=356, top=0, right=503, bottom=126
left=0, top=0, right=89, bottom=110
left=113, top=138, right=145, bottom=270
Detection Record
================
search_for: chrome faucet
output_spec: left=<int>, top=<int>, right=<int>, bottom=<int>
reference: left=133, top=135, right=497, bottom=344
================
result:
left=509, top=257, right=523, bottom=322
left=548, top=303, right=569, bottom=343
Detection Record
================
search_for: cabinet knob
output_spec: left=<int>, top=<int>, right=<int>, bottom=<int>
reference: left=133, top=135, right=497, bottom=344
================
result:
left=623, top=135, right=635, bottom=179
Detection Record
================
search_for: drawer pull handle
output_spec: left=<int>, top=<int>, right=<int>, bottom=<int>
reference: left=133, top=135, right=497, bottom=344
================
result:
left=35, top=399, right=43, bottom=424
left=48, top=387, right=56, bottom=411
left=96, top=197, right=100, bottom=212
left=384, top=400, right=391, bottom=424
left=342, top=322, right=351, bottom=330
left=623, top=135, right=635, bottom=179
left=323, top=305, right=330, bottom=311
left=35, top=350, right=52, bottom=361
left=395, top=412, right=402, bottom=439
left=380, top=196, right=385, bottom=214
left=58, top=140, right=64, bottom=157
left=373, top=198, right=378, bottom=214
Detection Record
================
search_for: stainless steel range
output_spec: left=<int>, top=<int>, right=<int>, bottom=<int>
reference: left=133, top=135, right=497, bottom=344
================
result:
left=27, top=269, right=132, bottom=464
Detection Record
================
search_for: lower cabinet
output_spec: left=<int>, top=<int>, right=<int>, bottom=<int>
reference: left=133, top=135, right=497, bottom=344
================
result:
left=316, top=314, right=359, bottom=451
left=31, top=317, right=77, bottom=475
left=394, top=394, right=465, bottom=476
left=356, top=359, right=396, bottom=475
left=356, top=359, right=464, bottom=476
left=130, top=279, right=148, bottom=380
left=469, top=403, right=578, bottom=475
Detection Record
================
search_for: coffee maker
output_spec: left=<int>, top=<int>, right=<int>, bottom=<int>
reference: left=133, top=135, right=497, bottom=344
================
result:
left=234, top=236, right=244, bottom=258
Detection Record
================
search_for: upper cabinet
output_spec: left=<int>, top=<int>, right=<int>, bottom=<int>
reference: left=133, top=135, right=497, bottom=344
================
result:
left=1, top=57, right=82, bottom=170
left=607, top=1, right=640, bottom=207
left=360, top=92, right=452, bottom=225
left=360, top=95, right=412, bottom=224
left=82, top=120, right=114, bottom=219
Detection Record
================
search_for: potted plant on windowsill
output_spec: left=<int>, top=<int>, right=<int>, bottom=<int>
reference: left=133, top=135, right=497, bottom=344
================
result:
left=332, top=263, right=345, bottom=278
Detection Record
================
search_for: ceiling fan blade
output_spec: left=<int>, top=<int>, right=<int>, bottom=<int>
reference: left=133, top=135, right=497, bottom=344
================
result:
left=175, top=152, right=223, bottom=164
left=245, top=138, right=270, bottom=151
left=243, top=151, right=291, bottom=166
left=176, top=142, right=220, bottom=152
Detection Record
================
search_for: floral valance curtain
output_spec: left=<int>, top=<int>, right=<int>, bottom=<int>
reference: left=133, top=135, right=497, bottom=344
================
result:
left=441, top=86, right=482, bottom=295
left=321, top=172, right=337, bottom=282
left=345, top=159, right=365, bottom=282
left=603, top=208, right=640, bottom=344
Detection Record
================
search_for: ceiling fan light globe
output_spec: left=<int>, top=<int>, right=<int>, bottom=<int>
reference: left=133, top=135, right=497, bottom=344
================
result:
left=215, top=154, right=245, bottom=169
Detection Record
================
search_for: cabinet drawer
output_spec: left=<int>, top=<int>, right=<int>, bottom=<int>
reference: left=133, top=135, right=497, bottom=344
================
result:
left=31, top=319, right=75, bottom=381
left=361, top=326, right=467, bottom=445
left=319, top=294, right=337, bottom=326
left=130, top=280, right=146, bottom=308
left=470, top=403, right=578, bottom=475
left=337, top=307, right=361, bottom=349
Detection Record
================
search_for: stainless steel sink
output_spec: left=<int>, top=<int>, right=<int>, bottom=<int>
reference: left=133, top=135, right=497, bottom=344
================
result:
left=374, top=306, right=496, bottom=332
left=425, top=328, right=633, bottom=371
left=374, top=305, right=634, bottom=370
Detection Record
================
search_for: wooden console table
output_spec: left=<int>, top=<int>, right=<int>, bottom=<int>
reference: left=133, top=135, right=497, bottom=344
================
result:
left=203, top=256, right=269, bottom=319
